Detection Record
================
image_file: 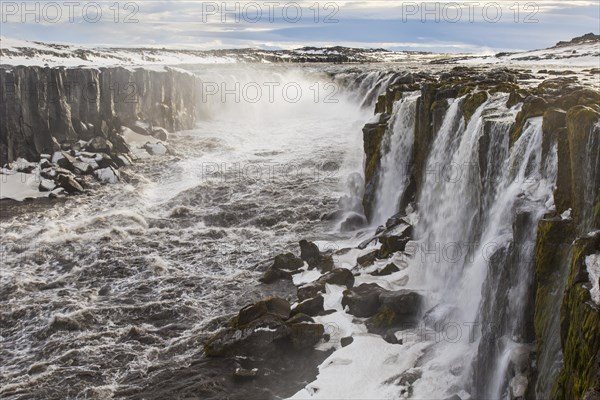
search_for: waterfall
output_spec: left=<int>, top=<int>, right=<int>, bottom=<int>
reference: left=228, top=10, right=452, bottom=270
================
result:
left=371, top=92, right=419, bottom=225
left=367, top=90, right=558, bottom=398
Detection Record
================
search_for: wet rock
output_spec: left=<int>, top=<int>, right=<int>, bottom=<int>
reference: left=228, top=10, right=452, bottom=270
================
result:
left=366, top=290, right=423, bottom=333
left=260, top=267, right=292, bottom=284
left=144, top=142, right=168, bottom=155
left=357, top=249, right=379, bottom=267
left=56, top=173, right=84, bottom=193
left=274, top=252, right=304, bottom=271
left=340, top=212, right=367, bottom=231
left=371, top=263, right=400, bottom=276
left=288, top=322, right=324, bottom=349
left=297, top=282, right=325, bottom=302
left=291, top=295, right=324, bottom=317
left=319, top=268, right=355, bottom=288
left=234, top=367, right=258, bottom=380
left=342, top=283, right=387, bottom=318
left=300, top=239, right=320, bottom=268
left=340, top=336, right=354, bottom=347
left=286, top=313, right=314, bottom=325
left=299, top=240, right=333, bottom=272
left=87, top=136, right=114, bottom=153
left=237, top=297, right=291, bottom=326
left=383, top=329, right=399, bottom=344
left=378, top=222, right=413, bottom=257
left=152, top=127, right=170, bottom=141
left=113, top=153, right=133, bottom=167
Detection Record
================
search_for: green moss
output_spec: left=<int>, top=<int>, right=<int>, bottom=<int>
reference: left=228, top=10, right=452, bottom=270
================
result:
left=462, top=91, right=488, bottom=124
left=366, top=305, right=397, bottom=329
left=510, top=96, right=548, bottom=145
left=551, top=234, right=600, bottom=399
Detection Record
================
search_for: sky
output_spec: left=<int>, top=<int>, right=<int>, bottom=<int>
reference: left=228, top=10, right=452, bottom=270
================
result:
left=0, top=1, right=599, bottom=52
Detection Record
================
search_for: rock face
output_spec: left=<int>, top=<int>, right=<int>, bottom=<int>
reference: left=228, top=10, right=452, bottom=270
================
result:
left=360, top=68, right=600, bottom=398
left=0, top=66, right=196, bottom=164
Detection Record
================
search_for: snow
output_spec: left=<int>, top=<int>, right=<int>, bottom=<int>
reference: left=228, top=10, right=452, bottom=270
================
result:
left=0, top=171, right=49, bottom=201
left=459, top=42, right=600, bottom=67
left=94, top=167, right=119, bottom=184
left=586, top=253, right=600, bottom=305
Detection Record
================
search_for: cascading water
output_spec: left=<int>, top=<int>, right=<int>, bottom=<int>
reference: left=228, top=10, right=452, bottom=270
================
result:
left=371, top=92, right=419, bottom=226
left=359, top=91, right=558, bottom=399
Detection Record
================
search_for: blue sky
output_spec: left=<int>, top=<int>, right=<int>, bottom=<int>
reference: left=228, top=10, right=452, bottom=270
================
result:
left=1, top=1, right=598, bottom=52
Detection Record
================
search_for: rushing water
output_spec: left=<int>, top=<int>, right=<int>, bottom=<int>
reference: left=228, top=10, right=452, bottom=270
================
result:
left=0, top=65, right=373, bottom=399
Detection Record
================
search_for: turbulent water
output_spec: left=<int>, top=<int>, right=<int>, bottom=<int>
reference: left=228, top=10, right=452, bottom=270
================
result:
left=0, top=65, right=374, bottom=399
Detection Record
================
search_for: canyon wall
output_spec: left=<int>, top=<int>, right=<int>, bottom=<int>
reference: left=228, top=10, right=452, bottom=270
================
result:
left=0, top=66, right=197, bottom=164
left=362, top=68, right=600, bottom=399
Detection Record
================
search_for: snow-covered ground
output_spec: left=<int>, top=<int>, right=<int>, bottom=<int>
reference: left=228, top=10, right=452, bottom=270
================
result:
left=0, top=168, right=50, bottom=201
left=457, top=40, right=600, bottom=67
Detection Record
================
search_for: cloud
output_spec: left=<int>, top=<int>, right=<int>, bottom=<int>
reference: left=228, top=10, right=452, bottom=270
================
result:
left=1, top=1, right=598, bottom=52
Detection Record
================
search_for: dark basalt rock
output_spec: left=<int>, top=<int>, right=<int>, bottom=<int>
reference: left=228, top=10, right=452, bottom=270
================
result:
left=366, top=290, right=423, bottom=333
left=274, top=253, right=304, bottom=271
left=342, top=283, right=387, bottom=318
left=340, top=212, right=368, bottom=232
left=357, top=249, right=379, bottom=267
left=296, top=268, right=355, bottom=301
left=299, top=240, right=334, bottom=272
left=56, top=173, right=84, bottom=193
left=340, top=336, right=354, bottom=347
left=291, top=295, right=324, bottom=317
left=370, top=263, right=401, bottom=276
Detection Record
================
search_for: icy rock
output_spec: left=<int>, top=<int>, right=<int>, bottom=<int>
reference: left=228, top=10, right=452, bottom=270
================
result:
left=72, top=161, right=94, bottom=175
left=39, top=159, right=52, bottom=169
left=49, top=187, right=66, bottom=198
left=144, top=142, right=168, bottom=155
left=38, top=179, right=56, bottom=192
left=234, top=367, right=258, bottom=380
left=94, top=167, right=119, bottom=184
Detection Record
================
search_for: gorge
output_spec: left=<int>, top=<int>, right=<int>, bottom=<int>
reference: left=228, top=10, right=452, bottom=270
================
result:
left=1, top=41, right=599, bottom=400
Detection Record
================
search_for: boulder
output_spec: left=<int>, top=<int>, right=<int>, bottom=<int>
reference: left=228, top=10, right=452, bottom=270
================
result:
left=53, top=151, right=76, bottom=170
left=379, top=223, right=413, bottom=257
left=72, top=161, right=94, bottom=175
left=237, top=297, right=291, bottom=326
left=299, top=239, right=320, bottom=269
left=152, top=127, right=170, bottom=141
left=366, top=290, right=423, bottom=333
left=288, top=323, right=325, bottom=349
left=87, top=136, right=114, bottom=153
left=38, top=179, right=56, bottom=192
left=260, top=267, right=292, bottom=284
left=94, top=167, right=119, bottom=184
left=56, top=174, right=84, bottom=193
left=340, top=212, right=368, bottom=231
left=285, top=313, right=315, bottom=325
left=340, top=336, right=354, bottom=347
left=291, top=295, right=324, bottom=317
left=297, top=282, right=325, bottom=302
left=319, top=268, right=355, bottom=288
left=299, top=240, right=333, bottom=272
left=342, top=283, right=387, bottom=318
left=371, top=263, right=400, bottom=276
left=273, top=253, right=304, bottom=271
left=357, top=249, right=379, bottom=267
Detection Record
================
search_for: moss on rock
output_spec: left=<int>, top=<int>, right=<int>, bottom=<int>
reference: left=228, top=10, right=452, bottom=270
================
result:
left=463, top=91, right=488, bottom=124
